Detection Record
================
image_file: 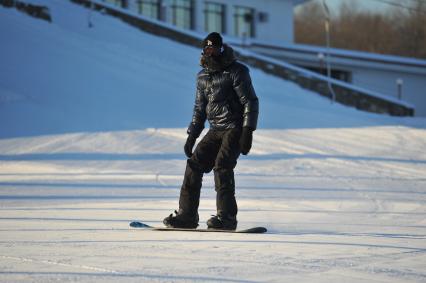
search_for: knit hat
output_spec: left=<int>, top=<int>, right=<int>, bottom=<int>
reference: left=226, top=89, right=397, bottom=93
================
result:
left=202, top=32, right=223, bottom=48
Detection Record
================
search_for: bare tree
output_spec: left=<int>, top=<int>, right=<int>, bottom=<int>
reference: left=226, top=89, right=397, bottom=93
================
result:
left=294, top=1, right=324, bottom=45
left=390, top=0, right=426, bottom=58
left=294, top=0, right=426, bottom=59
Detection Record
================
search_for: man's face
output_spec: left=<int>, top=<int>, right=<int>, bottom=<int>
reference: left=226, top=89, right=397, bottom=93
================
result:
left=203, top=45, right=221, bottom=57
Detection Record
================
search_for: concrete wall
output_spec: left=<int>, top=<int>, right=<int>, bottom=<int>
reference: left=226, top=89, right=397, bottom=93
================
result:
left=0, top=0, right=52, bottom=22
left=351, top=68, right=426, bottom=116
left=251, top=44, right=426, bottom=116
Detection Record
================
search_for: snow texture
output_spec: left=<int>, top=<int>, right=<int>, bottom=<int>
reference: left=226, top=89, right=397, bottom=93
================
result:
left=0, top=1, right=425, bottom=282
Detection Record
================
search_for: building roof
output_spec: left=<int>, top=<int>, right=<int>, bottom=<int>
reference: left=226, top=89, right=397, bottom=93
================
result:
left=250, top=41, right=426, bottom=72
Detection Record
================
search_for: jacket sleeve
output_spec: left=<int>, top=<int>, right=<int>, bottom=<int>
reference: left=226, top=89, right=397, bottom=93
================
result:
left=187, top=77, right=207, bottom=138
left=232, top=66, right=259, bottom=130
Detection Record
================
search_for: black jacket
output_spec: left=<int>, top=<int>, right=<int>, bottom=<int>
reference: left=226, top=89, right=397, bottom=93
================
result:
left=187, top=45, right=259, bottom=138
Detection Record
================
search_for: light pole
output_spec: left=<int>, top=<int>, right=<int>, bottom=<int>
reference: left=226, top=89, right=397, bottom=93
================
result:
left=317, top=52, right=325, bottom=75
left=322, top=0, right=336, bottom=103
left=396, top=78, right=404, bottom=100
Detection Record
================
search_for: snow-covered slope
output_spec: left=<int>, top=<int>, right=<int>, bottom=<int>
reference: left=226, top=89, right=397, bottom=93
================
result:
left=0, top=1, right=425, bottom=283
left=1, top=0, right=424, bottom=138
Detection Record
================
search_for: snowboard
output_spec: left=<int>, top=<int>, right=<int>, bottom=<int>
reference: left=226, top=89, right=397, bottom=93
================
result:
left=130, top=221, right=267, bottom=234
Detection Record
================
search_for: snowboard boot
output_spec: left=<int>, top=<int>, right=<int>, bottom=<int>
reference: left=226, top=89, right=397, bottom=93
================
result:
left=163, top=209, right=199, bottom=229
left=206, top=214, right=237, bottom=230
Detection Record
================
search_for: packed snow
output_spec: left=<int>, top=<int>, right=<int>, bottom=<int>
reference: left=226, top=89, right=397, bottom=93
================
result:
left=0, top=1, right=425, bottom=282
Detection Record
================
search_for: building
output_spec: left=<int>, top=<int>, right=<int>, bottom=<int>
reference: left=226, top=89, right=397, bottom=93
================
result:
left=251, top=43, right=426, bottom=116
left=102, top=0, right=310, bottom=44
left=99, top=0, right=425, bottom=116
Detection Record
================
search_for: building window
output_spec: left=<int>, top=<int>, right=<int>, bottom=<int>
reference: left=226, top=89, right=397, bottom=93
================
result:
left=234, top=6, right=255, bottom=38
left=171, top=0, right=193, bottom=30
left=204, top=2, right=225, bottom=34
left=136, top=0, right=160, bottom=20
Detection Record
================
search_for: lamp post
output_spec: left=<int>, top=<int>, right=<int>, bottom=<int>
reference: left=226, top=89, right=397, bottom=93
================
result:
left=396, top=78, right=404, bottom=100
left=322, top=0, right=336, bottom=103
left=317, top=52, right=325, bottom=75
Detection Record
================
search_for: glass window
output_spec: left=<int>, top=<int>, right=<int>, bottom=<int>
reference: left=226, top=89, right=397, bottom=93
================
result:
left=136, top=0, right=160, bottom=20
left=204, top=2, right=225, bottom=34
left=171, top=0, right=193, bottom=30
left=234, top=6, right=255, bottom=38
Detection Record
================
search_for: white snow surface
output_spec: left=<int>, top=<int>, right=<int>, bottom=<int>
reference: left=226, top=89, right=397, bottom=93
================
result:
left=0, top=1, right=426, bottom=282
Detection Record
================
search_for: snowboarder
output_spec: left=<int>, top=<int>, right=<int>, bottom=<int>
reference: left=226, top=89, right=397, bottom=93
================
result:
left=163, top=32, right=259, bottom=230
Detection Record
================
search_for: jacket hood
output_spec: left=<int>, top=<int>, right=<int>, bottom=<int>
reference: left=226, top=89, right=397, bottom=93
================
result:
left=220, top=44, right=237, bottom=68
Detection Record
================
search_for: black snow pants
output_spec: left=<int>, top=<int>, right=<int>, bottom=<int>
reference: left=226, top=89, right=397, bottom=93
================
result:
left=178, top=127, right=242, bottom=218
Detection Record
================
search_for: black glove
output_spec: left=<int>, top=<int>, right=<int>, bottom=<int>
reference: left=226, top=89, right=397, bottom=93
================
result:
left=184, top=135, right=197, bottom=158
left=239, top=127, right=253, bottom=155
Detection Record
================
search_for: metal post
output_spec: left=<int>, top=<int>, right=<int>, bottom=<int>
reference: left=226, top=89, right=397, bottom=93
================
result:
left=317, top=52, right=325, bottom=75
left=396, top=78, right=403, bottom=100
left=322, top=0, right=336, bottom=103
